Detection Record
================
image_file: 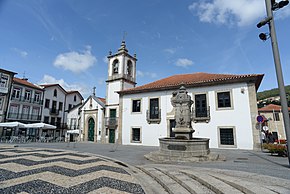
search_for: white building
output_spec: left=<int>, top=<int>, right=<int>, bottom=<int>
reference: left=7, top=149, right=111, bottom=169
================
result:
left=258, top=103, right=290, bottom=141
left=67, top=41, right=264, bottom=150
left=41, top=84, right=83, bottom=138
left=105, top=40, right=137, bottom=143
left=66, top=94, right=105, bottom=142
left=118, top=73, right=264, bottom=150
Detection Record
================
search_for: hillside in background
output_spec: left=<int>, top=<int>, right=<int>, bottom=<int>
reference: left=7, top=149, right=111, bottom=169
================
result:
left=257, top=85, right=290, bottom=100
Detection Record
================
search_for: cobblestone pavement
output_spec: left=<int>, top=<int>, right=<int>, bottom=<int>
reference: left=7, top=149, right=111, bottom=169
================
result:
left=0, top=146, right=145, bottom=194
left=1, top=143, right=290, bottom=193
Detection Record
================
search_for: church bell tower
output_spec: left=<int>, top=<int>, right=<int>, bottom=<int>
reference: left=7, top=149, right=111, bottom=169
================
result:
left=105, top=40, right=137, bottom=143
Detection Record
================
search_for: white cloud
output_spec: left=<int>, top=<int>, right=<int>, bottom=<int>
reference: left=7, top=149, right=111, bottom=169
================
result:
left=38, top=74, right=91, bottom=97
left=189, top=0, right=266, bottom=27
left=276, top=6, right=290, bottom=19
left=53, top=45, right=97, bottom=73
left=97, top=78, right=105, bottom=85
left=137, top=70, right=157, bottom=78
left=12, top=48, right=28, bottom=58
left=103, top=56, right=108, bottom=64
left=164, top=48, right=176, bottom=54
left=175, top=58, right=194, bottom=68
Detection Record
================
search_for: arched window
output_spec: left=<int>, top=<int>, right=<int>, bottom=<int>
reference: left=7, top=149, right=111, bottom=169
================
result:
left=53, top=89, right=57, bottom=97
left=112, top=59, right=119, bottom=74
left=74, top=95, right=76, bottom=102
left=127, top=60, right=132, bottom=76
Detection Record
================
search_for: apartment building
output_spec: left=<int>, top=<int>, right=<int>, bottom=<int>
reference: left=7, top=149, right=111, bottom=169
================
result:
left=0, top=68, right=17, bottom=123
left=7, top=78, right=44, bottom=123
left=4, top=77, right=44, bottom=137
left=41, top=84, right=83, bottom=137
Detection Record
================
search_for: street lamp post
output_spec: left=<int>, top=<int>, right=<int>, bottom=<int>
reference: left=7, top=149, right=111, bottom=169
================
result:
left=258, top=0, right=290, bottom=166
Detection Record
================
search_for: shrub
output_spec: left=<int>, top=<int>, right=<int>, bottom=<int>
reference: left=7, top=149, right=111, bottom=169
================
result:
left=265, top=143, right=287, bottom=156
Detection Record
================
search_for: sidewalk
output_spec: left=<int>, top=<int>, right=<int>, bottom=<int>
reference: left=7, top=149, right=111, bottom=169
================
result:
left=1, top=142, right=290, bottom=193
left=15, top=142, right=290, bottom=179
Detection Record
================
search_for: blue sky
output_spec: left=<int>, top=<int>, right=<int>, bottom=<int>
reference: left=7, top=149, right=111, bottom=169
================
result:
left=1, top=0, right=290, bottom=98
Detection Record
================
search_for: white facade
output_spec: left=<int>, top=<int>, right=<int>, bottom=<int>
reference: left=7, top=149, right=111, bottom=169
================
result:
left=67, top=95, right=105, bottom=142
left=41, top=84, right=83, bottom=138
left=66, top=104, right=81, bottom=131
left=120, top=82, right=260, bottom=150
left=65, top=92, right=83, bottom=122
left=79, top=95, right=105, bottom=142
left=42, top=85, right=67, bottom=127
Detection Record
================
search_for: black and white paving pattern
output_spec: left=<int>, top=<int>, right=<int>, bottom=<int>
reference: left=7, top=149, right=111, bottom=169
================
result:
left=0, top=146, right=145, bottom=194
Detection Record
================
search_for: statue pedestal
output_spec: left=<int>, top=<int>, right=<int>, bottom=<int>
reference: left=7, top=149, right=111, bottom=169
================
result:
left=173, top=127, right=195, bottom=140
left=144, top=137, right=226, bottom=163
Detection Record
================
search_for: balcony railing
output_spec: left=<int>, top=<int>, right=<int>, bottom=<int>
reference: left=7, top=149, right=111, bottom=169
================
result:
left=146, top=109, right=161, bottom=124
left=7, top=113, right=41, bottom=121
left=47, top=122, right=67, bottom=129
left=108, top=74, right=135, bottom=82
left=105, top=117, right=118, bottom=128
left=11, top=96, right=43, bottom=105
left=0, top=86, right=8, bottom=94
left=50, top=108, right=60, bottom=115
left=192, top=106, right=210, bottom=122
left=67, top=124, right=79, bottom=130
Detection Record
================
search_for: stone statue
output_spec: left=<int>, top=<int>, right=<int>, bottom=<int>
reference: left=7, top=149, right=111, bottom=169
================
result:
left=171, top=85, right=194, bottom=139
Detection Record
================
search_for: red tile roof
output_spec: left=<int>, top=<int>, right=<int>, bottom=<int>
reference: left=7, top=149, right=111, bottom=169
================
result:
left=259, top=104, right=290, bottom=112
left=119, top=72, right=264, bottom=94
left=98, top=97, right=106, bottom=104
left=13, top=78, right=43, bottom=90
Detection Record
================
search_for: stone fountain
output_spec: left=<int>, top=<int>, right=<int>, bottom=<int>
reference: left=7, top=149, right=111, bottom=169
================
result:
left=145, top=86, right=219, bottom=162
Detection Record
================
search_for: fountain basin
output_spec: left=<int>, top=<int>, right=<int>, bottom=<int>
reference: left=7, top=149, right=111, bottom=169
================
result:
left=144, top=137, right=216, bottom=162
left=159, top=137, right=210, bottom=157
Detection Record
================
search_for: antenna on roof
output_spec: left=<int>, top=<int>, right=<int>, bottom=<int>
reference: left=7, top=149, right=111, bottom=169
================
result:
left=122, top=31, right=127, bottom=41
left=22, top=71, right=28, bottom=81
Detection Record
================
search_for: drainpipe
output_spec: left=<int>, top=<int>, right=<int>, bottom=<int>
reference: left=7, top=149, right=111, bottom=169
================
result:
left=62, top=95, right=67, bottom=136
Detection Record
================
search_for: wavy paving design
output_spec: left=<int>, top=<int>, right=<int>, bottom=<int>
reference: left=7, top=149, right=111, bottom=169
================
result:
left=0, top=147, right=145, bottom=194
left=0, top=157, right=104, bottom=165
left=0, top=152, right=91, bottom=159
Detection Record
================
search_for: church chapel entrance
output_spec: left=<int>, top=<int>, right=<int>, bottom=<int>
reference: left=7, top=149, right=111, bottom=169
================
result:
left=88, top=118, right=95, bottom=141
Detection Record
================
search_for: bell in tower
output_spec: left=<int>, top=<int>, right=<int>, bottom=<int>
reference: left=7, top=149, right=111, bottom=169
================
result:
left=106, top=40, right=137, bottom=87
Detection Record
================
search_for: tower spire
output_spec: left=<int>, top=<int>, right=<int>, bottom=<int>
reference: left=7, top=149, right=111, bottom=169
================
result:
left=118, top=40, right=128, bottom=53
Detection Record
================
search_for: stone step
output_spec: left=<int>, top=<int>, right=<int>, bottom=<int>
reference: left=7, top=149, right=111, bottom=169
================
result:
left=181, top=170, right=244, bottom=194
left=132, top=166, right=169, bottom=194
left=208, top=171, right=278, bottom=194
left=140, top=167, right=191, bottom=194
left=200, top=167, right=290, bottom=193
left=164, top=170, right=215, bottom=194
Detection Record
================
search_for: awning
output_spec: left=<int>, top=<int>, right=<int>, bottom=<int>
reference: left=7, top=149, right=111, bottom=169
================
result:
left=0, top=122, right=27, bottom=128
left=25, top=123, right=57, bottom=129
left=66, top=130, right=80, bottom=134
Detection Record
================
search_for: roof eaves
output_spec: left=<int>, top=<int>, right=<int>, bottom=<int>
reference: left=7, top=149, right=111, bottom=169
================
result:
left=119, top=74, right=264, bottom=95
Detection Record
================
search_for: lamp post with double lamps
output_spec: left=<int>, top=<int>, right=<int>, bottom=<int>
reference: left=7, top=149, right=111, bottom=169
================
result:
left=257, top=0, right=290, bottom=166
